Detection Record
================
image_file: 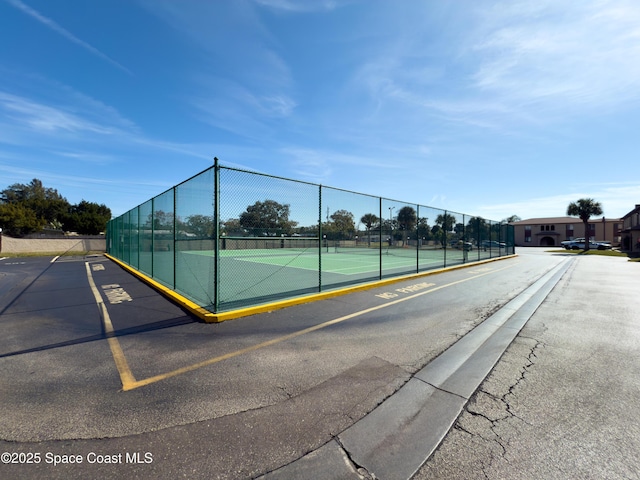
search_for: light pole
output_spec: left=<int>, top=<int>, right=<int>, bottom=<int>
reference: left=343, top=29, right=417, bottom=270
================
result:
left=388, top=207, right=394, bottom=246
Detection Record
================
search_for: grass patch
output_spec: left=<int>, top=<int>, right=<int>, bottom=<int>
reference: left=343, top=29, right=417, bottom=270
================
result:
left=547, top=249, right=633, bottom=259
left=578, top=249, right=628, bottom=257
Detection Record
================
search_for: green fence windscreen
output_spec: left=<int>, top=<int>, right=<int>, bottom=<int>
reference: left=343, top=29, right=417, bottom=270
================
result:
left=107, top=163, right=515, bottom=313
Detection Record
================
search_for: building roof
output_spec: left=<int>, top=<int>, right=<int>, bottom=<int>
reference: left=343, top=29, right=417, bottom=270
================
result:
left=512, top=216, right=581, bottom=225
left=511, top=216, right=620, bottom=225
left=621, top=204, right=640, bottom=220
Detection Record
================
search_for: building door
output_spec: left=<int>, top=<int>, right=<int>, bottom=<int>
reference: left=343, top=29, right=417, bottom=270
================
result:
left=540, top=236, right=555, bottom=246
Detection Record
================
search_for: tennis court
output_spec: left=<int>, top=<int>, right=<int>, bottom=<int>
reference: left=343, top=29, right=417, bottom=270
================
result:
left=172, top=242, right=480, bottom=310
left=107, top=161, right=515, bottom=314
left=190, top=245, right=450, bottom=274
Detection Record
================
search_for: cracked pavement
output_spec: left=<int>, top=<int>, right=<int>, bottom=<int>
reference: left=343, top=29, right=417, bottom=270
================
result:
left=415, top=254, right=640, bottom=480
left=2, top=250, right=639, bottom=479
left=259, top=255, right=572, bottom=479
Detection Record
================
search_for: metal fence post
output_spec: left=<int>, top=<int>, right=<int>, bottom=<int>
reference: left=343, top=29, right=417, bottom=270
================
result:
left=379, top=197, right=383, bottom=279
left=416, top=205, right=420, bottom=272
left=137, top=207, right=140, bottom=268
left=463, top=214, right=468, bottom=263
left=173, top=186, right=177, bottom=288
left=151, top=197, right=155, bottom=277
left=443, top=210, right=447, bottom=268
left=478, top=217, right=482, bottom=261
left=214, top=158, right=220, bottom=312
left=319, top=185, right=322, bottom=292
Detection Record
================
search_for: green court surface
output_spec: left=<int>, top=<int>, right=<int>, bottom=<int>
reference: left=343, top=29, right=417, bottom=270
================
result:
left=186, top=247, right=453, bottom=276
left=144, top=246, right=496, bottom=312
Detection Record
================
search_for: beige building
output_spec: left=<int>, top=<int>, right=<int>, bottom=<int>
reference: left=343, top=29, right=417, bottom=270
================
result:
left=620, top=204, right=640, bottom=254
left=511, top=216, right=622, bottom=247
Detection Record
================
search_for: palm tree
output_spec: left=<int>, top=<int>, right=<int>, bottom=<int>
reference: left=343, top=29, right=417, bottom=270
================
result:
left=436, top=213, right=456, bottom=247
left=360, top=213, right=379, bottom=246
left=397, top=206, right=417, bottom=246
left=436, top=213, right=455, bottom=232
left=567, top=198, right=603, bottom=251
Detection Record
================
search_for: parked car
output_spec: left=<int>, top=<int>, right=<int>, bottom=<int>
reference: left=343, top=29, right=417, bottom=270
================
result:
left=450, top=240, right=473, bottom=251
left=481, top=240, right=506, bottom=249
left=564, top=240, right=612, bottom=250
left=561, top=238, right=584, bottom=248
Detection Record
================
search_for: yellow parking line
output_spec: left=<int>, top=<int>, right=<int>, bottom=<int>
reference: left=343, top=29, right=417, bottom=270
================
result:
left=123, top=262, right=517, bottom=391
left=84, top=262, right=137, bottom=390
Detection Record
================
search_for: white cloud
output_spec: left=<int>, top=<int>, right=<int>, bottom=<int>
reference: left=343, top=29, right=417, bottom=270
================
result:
left=341, top=0, right=640, bottom=136
left=470, top=0, right=640, bottom=112
left=260, top=95, right=297, bottom=117
left=142, top=0, right=297, bottom=139
left=0, top=81, right=215, bottom=170
left=0, top=92, right=118, bottom=135
left=5, top=0, right=132, bottom=75
left=278, top=147, right=334, bottom=182
left=0, top=161, right=171, bottom=192
left=253, top=0, right=341, bottom=12
left=476, top=183, right=640, bottom=221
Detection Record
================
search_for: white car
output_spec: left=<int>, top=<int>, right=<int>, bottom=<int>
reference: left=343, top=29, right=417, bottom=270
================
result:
left=564, top=240, right=612, bottom=250
left=561, top=238, right=584, bottom=248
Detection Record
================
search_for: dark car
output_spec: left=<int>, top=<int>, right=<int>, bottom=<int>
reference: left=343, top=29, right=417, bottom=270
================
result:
left=481, top=240, right=506, bottom=249
left=450, top=240, right=473, bottom=251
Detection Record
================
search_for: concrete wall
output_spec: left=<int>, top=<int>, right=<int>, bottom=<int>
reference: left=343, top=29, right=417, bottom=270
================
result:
left=0, top=235, right=106, bottom=255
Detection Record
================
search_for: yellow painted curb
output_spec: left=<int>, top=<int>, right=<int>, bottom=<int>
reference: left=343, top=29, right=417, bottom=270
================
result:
left=104, top=254, right=216, bottom=322
left=105, top=253, right=517, bottom=323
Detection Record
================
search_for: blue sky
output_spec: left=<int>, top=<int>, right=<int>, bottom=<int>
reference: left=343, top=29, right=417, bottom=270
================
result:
left=1, top=0, right=639, bottom=222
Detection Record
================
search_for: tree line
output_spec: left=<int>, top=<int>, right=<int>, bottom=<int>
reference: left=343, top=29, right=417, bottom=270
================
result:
left=163, top=200, right=510, bottom=245
left=0, top=179, right=111, bottom=236
left=160, top=197, right=604, bottom=252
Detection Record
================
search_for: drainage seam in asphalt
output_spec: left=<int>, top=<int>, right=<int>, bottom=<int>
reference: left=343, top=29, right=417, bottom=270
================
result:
left=265, top=258, right=573, bottom=480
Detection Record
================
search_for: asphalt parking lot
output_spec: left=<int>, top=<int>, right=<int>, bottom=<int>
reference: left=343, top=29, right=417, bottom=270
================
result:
left=1, top=249, right=638, bottom=479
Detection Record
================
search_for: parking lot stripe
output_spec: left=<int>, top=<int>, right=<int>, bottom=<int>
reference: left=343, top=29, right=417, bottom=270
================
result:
left=123, top=262, right=518, bottom=391
left=84, top=262, right=137, bottom=389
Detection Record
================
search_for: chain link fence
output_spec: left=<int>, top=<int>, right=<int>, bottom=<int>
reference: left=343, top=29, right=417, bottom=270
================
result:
left=107, top=160, right=515, bottom=313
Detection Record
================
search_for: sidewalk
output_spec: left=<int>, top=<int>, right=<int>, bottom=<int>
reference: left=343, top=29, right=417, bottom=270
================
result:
left=261, top=257, right=573, bottom=479
left=415, top=254, right=640, bottom=479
